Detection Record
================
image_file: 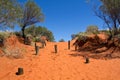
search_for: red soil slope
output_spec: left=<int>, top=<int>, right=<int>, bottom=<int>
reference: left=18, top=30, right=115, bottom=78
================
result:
left=0, top=40, right=120, bottom=80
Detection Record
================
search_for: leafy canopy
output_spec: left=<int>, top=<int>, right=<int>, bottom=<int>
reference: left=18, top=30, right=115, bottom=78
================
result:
left=95, top=0, right=120, bottom=35
left=0, top=0, right=22, bottom=29
left=25, top=25, right=54, bottom=41
left=19, top=0, right=44, bottom=39
left=19, top=0, right=44, bottom=27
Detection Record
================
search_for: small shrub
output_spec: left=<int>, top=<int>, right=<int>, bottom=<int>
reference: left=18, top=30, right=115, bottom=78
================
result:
left=59, top=39, right=65, bottom=42
left=77, top=33, right=88, bottom=42
left=14, top=31, right=22, bottom=37
left=76, top=32, right=89, bottom=37
left=33, top=37, right=41, bottom=42
left=86, top=25, right=99, bottom=34
left=0, top=32, right=11, bottom=47
left=0, top=32, right=11, bottom=40
left=3, top=46, right=24, bottom=59
left=1, top=35, right=25, bottom=59
left=78, top=35, right=87, bottom=42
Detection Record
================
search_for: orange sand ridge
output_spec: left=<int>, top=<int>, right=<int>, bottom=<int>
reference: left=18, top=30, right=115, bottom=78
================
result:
left=0, top=41, right=120, bottom=80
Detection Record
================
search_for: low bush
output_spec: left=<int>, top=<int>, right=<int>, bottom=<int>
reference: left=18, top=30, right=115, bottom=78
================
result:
left=59, top=39, right=65, bottom=42
left=33, top=37, right=41, bottom=42
left=14, top=31, right=22, bottom=37
left=0, top=32, right=11, bottom=40
left=1, top=35, right=25, bottom=59
left=3, top=46, right=24, bottom=59
left=0, top=32, right=12, bottom=47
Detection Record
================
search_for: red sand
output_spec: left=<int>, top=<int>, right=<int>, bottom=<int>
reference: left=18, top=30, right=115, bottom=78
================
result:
left=0, top=41, right=120, bottom=80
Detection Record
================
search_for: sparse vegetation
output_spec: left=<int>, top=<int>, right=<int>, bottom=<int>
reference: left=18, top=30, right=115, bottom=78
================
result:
left=0, top=0, right=119, bottom=60
left=3, top=46, right=24, bottom=59
left=86, top=25, right=99, bottom=34
left=95, top=0, right=120, bottom=36
left=0, top=0, right=22, bottom=29
left=59, top=39, right=65, bottom=42
left=1, top=35, right=25, bottom=59
left=19, top=0, right=44, bottom=39
left=0, top=32, right=11, bottom=40
left=25, top=25, right=55, bottom=42
left=0, top=1, right=120, bottom=80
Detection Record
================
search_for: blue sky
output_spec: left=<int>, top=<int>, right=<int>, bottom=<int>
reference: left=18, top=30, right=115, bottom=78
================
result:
left=18, top=0, right=105, bottom=42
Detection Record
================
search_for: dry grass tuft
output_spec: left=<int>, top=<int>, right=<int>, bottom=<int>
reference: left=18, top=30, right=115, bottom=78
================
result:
left=2, top=35, right=25, bottom=59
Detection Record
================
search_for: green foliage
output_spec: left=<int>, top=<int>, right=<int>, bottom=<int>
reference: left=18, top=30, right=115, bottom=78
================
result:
left=25, top=25, right=55, bottom=41
left=0, top=32, right=11, bottom=40
left=95, top=0, right=120, bottom=36
left=99, top=30, right=111, bottom=35
left=71, top=32, right=87, bottom=43
left=0, top=0, right=44, bottom=39
left=59, top=39, right=65, bottom=42
left=25, top=25, right=36, bottom=36
left=13, top=31, right=22, bottom=37
left=74, top=32, right=88, bottom=42
left=19, top=0, right=44, bottom=27
left=76, top=32, right=88, bottom=37
left=19, top=0, right=44, bottom=38
left=42, top=31, right=54, bottom=42
left=0, top=0, right=22, bottom=29
left=86, top=25, right=99, bottom=34
left=33, top=37, right=40, bottom=42
left=77, top=35, right=88, bottom=42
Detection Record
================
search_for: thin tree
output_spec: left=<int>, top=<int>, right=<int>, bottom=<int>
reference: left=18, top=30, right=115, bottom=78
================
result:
left=94, top=0, right=120, bottom=36
left=19, top=0, right=44, bottom=39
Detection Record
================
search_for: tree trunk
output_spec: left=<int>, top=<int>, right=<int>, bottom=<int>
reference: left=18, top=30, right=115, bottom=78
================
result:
left=21, top=25, right=26, bottom=39
left=118, top=19, right=120, bottom=25
left=113, top=20, right=118, bottom=35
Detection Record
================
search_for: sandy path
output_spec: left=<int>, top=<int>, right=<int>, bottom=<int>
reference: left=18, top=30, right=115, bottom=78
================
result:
left=0, top=41, right=120, bottom=80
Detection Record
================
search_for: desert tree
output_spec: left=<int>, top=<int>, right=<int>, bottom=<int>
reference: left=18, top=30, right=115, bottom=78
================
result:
left=94, top=0, right=120, bottom=36
left=19, top=0, right=44, bottom=39
left=0, top=0, right=22, bottom=30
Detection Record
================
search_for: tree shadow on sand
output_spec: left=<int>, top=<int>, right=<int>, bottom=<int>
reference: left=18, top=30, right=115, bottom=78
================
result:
left=69, top=48, right=120, bottom=60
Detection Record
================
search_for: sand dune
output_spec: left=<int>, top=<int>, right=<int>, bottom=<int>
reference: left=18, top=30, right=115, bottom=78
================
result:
left=0, top=41, right=120, bottom=80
